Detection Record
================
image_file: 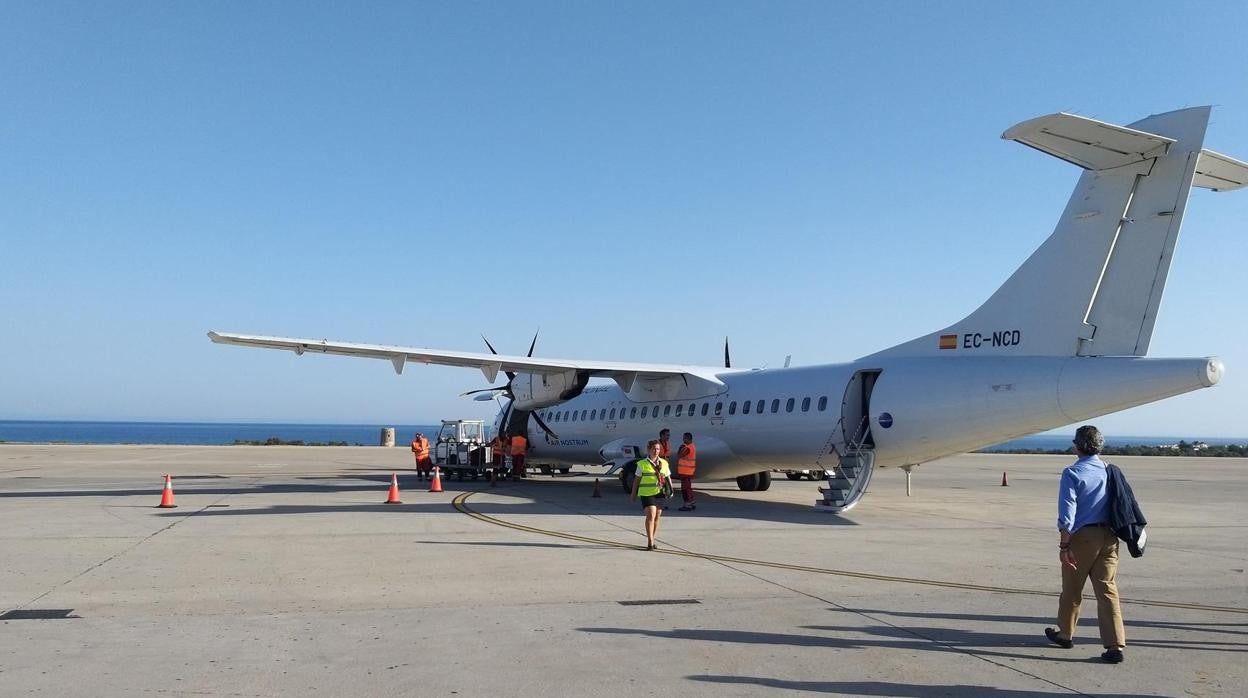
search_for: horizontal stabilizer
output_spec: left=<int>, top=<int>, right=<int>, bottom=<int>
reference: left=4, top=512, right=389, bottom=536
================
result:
left=1194, top=149, right=1248, bottom=191
left=1002, top=112, right=1174, bottom=171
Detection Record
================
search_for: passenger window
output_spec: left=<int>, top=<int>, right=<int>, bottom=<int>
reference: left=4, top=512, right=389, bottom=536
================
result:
left=571, top=411, right=578, bottom=422
left=728, top=401, right=737, bottom=415
left=663, top=405, right=671, bottom=417
left=630, top=407, right=637, bottom=419
left=801, top=397, right=810, bottom=412
left=675, top=404, right=683, bottom=417
left=600, top=409, right=606, bottom=421
left=590, top=409, right=597, bottom=420
left=581, top=410, right=588, bottom=421
left=818, top=396, right=828, bottom=411
left=641, top=406, right=648, bottom=419
left=688, top=403, right=696, bottom=415
left=743, top=400, right=751, bottom=415
left=786, top=398, right=795, bottom=412
left=714, top=402, right=722, bottom=416
left=609, top=408, right=616, bottom=419
left=756, top=399, right=765, bottom=414
left=701, top=403, right=709, bottom=416
left=771, top=399, right=779, bottom=413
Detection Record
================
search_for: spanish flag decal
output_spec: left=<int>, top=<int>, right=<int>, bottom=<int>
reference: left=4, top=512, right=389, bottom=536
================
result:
left=939, top=334, right=958, bottom=350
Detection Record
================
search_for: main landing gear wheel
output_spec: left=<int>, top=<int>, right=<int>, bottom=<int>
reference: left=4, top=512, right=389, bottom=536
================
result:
left=785, top=472, right=803, bottom=481
left=735, top=471, right=772, bottom=491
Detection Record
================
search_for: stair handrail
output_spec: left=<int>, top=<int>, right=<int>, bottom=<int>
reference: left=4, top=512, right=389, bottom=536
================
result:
left=812, top=415, right=846, bottom=470
left=845, top=415, right=871, bottom=454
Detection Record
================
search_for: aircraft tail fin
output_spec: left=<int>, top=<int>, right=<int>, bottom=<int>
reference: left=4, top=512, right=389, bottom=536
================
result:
left=871, top=107, right=1246, bottom=359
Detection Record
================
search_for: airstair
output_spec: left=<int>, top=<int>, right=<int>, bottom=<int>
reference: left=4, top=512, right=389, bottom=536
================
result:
left=814, top=415, right=876, bottom=514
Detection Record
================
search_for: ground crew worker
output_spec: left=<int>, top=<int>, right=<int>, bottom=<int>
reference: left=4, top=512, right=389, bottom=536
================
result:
left=630, top=440, right=671, bottom=550
left=510, top=432, right=528, bottom=481
left=489, top=433, right=505, bottom=475
left=499, top=434, right=512, bottom=478
left=411, top=432, right=433, bottom=480
left=676, top=432, right=697, bottom=511
left=658, top=429, right=672, bottom=460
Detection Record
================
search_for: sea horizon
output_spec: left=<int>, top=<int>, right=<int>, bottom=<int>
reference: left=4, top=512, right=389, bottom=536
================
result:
left=0, top=419, right=447, bottom=446
left=1, top=419, right=1245, bottom=450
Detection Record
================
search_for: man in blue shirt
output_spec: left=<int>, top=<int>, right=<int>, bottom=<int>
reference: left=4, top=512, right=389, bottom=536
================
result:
left=1045, top=425, right=1126, bottom=663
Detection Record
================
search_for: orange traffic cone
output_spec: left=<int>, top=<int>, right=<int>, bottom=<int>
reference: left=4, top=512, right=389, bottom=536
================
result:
left=429, top=466, right=443, bottom=493
left=1001, top=471, right=1009, bottom=487
left=591, top=478, right=602, bottom=498
left=384, top=472, right=403, bottom=504
left=489, top=469, right=497, bottom=488
left=157, top=474, right=177, bottom=508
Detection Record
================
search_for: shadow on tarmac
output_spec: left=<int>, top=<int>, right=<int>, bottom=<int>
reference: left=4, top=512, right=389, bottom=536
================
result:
left=578, top=625, right=1103, bottom=663
left=414, top=539, right=615, bottom=550
left=687, top=676, right=1147, bottom=697
left=833, top=608, right=1248, bottom=648
left=2, top=472, right=856, bottom=527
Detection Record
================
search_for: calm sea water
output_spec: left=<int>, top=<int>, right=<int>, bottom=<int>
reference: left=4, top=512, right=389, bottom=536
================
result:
left=0, top=421, right=444, bottom=446
left=1, top=420, right=1242, bottom=450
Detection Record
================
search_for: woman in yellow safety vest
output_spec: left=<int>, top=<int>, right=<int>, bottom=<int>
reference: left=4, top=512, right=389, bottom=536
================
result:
left=630, top=440, right=671, bottom=551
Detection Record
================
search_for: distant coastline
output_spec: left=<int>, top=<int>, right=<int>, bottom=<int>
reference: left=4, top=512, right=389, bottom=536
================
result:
left=2, top=420, right=1246, bottom=454
left=0, top=420, right=443, bottom=446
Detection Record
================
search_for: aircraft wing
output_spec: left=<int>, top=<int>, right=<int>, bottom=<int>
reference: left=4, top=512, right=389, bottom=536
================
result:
left=207, top=331, right=726, bottom=391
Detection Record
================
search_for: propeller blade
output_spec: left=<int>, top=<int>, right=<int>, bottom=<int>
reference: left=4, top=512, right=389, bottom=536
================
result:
left=498, top=400, right=513, bottom=436
left=481, top=334, right=516, bottom=381
left=531, top=409, right=559, bottom=441
left=481, top=334, right=500, bottom=355
left=460, top=386, right=507, bottom=397
left=473, top=393, right=500, bottom=402
left=526, top=329, right=539, bottom=358
left=724, top=336, right=731, bottom=369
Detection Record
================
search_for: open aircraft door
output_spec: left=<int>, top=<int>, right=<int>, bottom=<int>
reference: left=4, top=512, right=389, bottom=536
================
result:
left=840, top=369, right=881, bottom=451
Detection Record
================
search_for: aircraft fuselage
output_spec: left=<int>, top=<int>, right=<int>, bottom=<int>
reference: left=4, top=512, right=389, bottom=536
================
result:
left=516, top=355, right=1221, bottom=480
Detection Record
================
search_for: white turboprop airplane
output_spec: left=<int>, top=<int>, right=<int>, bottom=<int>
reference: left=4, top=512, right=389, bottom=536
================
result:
left=211, top=107, right=1247, bottom=512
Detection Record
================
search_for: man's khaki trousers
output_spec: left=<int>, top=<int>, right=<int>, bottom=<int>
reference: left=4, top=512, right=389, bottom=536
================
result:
left=1058, top=525, right=1126, bottom=648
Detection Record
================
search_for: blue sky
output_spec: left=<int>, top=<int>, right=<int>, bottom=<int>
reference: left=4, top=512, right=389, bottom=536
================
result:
left=3, top=2, right=1246, bottom=436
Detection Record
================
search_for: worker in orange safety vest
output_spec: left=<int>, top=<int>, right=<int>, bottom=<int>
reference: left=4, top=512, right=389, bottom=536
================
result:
left=489, top=434, right=506, bottom=476
left=411, top=432, right=433, bottom=480
left=658, top=428, right=672, bottom=460
left=676, top=432, right=697, bottom=511
left=510, top=433, right=528, bottom=481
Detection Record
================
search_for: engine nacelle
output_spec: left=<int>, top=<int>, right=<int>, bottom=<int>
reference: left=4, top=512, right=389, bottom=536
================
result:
left=511, top=370, right=589, bottom=410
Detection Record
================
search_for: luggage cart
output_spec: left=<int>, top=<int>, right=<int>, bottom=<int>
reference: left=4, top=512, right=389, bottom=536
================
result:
left=432, top=420, right=493, bottom=481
